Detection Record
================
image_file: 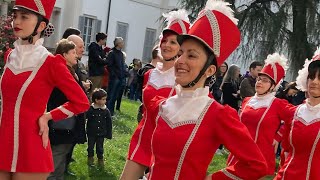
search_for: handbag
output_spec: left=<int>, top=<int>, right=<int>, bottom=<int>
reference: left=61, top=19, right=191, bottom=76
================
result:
left=51, top=116, right=76, bottom=130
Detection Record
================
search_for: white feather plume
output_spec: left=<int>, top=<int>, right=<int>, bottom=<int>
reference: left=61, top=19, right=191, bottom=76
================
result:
left=312, top=46, right=320, bottom=60
left=163, top=9, right=190, bottom=29
left=264, top=53, right=288, bottom=71
left=296, top=47, right=320, bottom=91
left=204, top=0, right=238, bottom=25
left=296, top=58, right=311, bottom=92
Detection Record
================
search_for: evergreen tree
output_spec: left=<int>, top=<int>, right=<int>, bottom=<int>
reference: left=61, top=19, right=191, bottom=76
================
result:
left=179, top=0, right=320, bottom=79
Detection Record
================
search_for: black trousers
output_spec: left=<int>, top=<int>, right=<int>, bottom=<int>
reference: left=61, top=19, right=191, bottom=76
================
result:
left=65, top=143, right=75, bottom=167
left=87, top=135, right=105, bottom=159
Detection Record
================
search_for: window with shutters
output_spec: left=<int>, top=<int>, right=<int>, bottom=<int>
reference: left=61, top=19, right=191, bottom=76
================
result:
left=78, top=16, right=102, bottom=53
left=116, top=22, right=129, bottom=51
left=142, top=28, right=156, bottom=62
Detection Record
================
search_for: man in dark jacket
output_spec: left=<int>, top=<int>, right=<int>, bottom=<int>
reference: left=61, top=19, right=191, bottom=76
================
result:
left=88, top=32, right=108, bottom=93
left=106, top=37, right=125, bottom=116
left=136, top=45, right=161, bottom=122
left=240, top=61, right=263, bottom=98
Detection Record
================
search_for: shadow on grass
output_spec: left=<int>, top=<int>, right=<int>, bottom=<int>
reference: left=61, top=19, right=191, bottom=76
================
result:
left=65, top=165, right=118, bottom=180
left=88, top=165, right=117, bottom=180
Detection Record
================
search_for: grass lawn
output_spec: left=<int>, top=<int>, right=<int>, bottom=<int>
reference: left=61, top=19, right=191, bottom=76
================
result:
left=66, top=99, right=273, bottom=180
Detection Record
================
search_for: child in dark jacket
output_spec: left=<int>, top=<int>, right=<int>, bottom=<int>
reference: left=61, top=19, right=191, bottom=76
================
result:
left=86, top=89, right=112, bottom=166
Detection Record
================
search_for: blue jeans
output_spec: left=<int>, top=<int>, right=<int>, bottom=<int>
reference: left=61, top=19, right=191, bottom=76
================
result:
left=116, top=84, right=126, bottom=110
left=129, top=83, right=138, bottom=101
left=107, top=78, right=121, bottom=115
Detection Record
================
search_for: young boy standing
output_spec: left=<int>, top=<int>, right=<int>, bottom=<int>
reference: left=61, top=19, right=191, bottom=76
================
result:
left=86, top=89, right=112, bottom=166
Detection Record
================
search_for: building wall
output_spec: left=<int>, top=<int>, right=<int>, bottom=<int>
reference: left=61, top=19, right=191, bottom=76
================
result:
left=44, top=0, right=182, bottom=66
left=82, top=0, right=109, bottom=36
left=106, top=0, right=180, bottom=65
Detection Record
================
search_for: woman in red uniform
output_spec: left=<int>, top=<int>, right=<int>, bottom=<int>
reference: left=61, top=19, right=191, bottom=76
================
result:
left=275, top=48, right=320, bottom=180
left=0, top=0, right=89, bottom=179
left=121, top=0, right=268, bottom=179
left=227, top=53, right=296, bottom=176
left=127, top=9, right=190, bottom=166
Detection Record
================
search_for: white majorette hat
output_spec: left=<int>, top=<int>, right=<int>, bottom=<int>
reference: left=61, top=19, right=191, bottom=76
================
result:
left=161, top=9, right=190, bottom=36
left=258, top=53, right=288, bottom=88
left=296, top=47, right=320, bottom=91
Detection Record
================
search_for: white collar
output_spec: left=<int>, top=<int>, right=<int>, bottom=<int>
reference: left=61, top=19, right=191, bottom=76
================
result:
left=296, top=101, right=320, bottom=124
left=161, top=86, right=211, bottom=127
left=8, top=38, right=49, bottom=73
left=91, top=103, right=107, bottom=110
left=247, top=92, right=276, bottom=109
left=148, top=65, right=176, bottom=89
left=305, top=99, right=320, bottom=112
left=154, top=62, right=174, bottom=74
left=175, top=84, right=209, bottom=98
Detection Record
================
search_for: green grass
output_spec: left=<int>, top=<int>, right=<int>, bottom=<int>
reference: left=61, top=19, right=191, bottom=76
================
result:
left=65, top=99, right=272, bottom=179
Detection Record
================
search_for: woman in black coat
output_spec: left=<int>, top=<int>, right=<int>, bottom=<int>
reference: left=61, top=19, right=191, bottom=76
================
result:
left=221, top=64, right=241, bottom=111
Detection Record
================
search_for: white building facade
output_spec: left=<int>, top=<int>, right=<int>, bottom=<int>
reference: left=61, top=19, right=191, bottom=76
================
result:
left=2, top=0, right=181, bottom=65
left=47, top=0, right=181, bottom=66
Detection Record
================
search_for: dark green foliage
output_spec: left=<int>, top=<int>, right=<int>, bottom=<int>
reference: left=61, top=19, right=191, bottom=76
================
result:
left=179, top=0, right=320, bottom=79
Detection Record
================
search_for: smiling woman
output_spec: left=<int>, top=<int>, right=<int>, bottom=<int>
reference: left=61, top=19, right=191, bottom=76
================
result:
left=122, top=9, right=190, bottom=179
left=275, top=48, right=320, bottom=179
left=55, top=39, right=78, bottom=67
left=175, top=37, right=217, bottom=90
left=227, top=53, right=297, bottom=176
left=120, top=0, right=269, bottom=179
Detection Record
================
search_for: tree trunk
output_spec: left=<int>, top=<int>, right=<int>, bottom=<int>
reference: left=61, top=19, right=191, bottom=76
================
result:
left=290, top=0, right=312, bottom=78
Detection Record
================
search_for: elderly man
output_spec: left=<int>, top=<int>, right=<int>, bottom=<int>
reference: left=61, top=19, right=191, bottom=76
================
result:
left=106, top=37, right=125, bottom=116
left=67, top=35, right=91, bottom=91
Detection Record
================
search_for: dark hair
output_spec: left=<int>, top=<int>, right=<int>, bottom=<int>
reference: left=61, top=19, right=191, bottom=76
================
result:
left=151, top=45, right=159, bottom=59
left=284, top=82, right=298, bottom=92
left=92, top=88, right=107, bottom=102
left=132, top=58, right=140, bottom=64
left=249, top=61, right=263, bottom=70
left=55, top=39, right=76, bottom=55
left=202, top=41, right=218, bottom=86
left=216, top=62, right=228, bottom=77
left=55, top=39, right=77, bottom=78
left=308, top=60, right=320, bottom=80
left=276, top=81, right=298, bottom=101
left=160, top=31, right=177, bottom=45
left=96, top=32, right=107, bottom=42
left=62, top=27, right=81, bottom=39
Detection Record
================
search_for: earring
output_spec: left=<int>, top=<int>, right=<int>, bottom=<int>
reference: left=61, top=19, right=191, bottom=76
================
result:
left=208, top=75, right=216, bottom=88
